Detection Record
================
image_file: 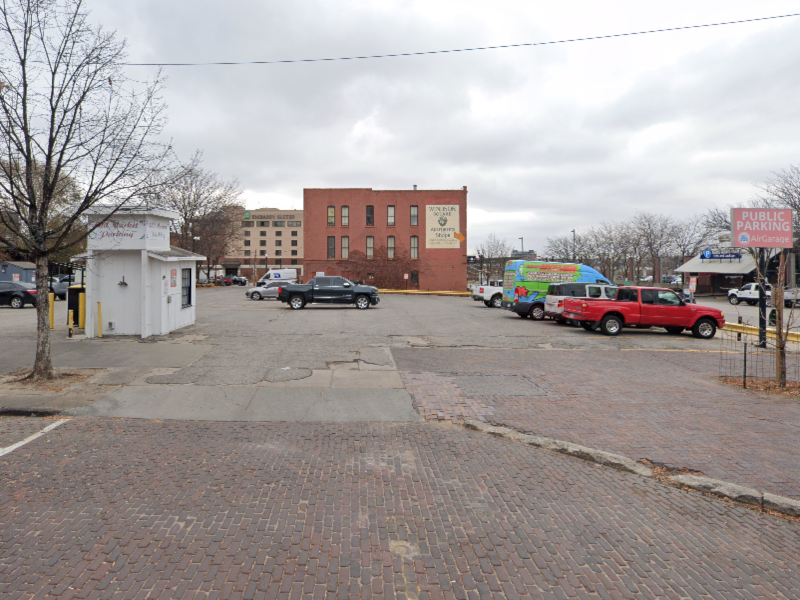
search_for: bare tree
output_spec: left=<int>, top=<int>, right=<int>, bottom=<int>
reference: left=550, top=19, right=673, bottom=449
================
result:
left=159, top=151, right=243, bottom=278
left=0, top=0, right=173, bottom=379
left=344, top=247, right=414, bottom=289
left=673, top=216, right=712, bottom=262
left=475, top=232, right=513, bottom=279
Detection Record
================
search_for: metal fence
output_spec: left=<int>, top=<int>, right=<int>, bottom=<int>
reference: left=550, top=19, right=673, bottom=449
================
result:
left=719, top=327, right=800, bottom=390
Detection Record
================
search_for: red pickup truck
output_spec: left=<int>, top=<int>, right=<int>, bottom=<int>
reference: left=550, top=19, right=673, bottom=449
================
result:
left=562, top=286, right=725, bottom=338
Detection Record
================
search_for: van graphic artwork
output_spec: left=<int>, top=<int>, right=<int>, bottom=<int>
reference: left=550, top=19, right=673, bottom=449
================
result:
left=502, top=261, right=610, bottom=305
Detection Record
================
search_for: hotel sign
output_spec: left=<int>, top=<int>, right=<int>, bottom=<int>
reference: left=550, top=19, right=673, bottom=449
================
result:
left=730, top=208, right=793, bottom=248
left=426, top=205, right=461, bottom=249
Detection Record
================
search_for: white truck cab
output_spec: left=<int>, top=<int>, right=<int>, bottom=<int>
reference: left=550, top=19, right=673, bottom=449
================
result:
left=471, top=279, right=504, bottom=308
left=728, top=283, right=772, bottom=306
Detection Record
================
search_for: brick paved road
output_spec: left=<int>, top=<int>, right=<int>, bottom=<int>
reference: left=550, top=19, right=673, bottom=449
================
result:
left=395, top=348, right=800, bottom=500
left=2, top=418, right=800, bottom=599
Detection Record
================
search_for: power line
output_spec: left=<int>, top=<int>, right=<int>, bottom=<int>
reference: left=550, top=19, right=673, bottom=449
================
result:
left=126, top=12, right=800, bottom=67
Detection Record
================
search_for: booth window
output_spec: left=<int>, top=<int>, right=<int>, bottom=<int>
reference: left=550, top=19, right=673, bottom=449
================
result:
left=181, top=269, right=191, bottom=307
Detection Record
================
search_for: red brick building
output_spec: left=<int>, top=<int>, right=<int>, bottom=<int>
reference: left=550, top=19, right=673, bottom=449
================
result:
left=303, top=188, right=468, bottom=291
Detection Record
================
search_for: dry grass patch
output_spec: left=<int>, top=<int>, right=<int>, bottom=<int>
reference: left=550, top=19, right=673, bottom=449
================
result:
left=719, top=376, right=800, bottom=395
left=0, top=369, right=96, bottom=393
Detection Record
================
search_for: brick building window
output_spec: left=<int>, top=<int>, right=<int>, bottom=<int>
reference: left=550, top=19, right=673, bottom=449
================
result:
left=244, top=230, right=251, bottom=236
left=410, top=236, right=418, bottom=259
left=410, top=206, right=418, bottom=226
left=291, top=240, right=297, bottom=246
left=327, top=206, right=335, bottom=226
left=244, top=240, right=250, bottom=247
left=410, top=271, right=419, bottom=285
left=341, top=236, right=349, bottom=260
left=341, top=206, right=349, bottom=226
left=387, top=236, right=395, bottom=259
left=275, top=240, right=282, bottom=247
left=387, top=206, right=395, bottom=226
left=366, top=236, right=374, bottom=259
left=260, top=240, right=266, bottom=246
left=291, top=250, right=298, bottom=256
left=260, top=231, right=266, bottom=236
left=366, top=206, right=374, bottom=226
left=327, top=236, right=335, bottom=259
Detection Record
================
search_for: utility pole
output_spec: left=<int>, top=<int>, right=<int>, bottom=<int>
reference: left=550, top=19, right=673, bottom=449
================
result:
left=519, top=238, right=524, bottom=253
left=571, top=229, right=576, bottom=262
left=758, top=248, right=767, bottom=348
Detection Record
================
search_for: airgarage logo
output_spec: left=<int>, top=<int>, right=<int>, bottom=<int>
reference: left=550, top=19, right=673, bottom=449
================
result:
left=730, top=208, right=793, bottom=248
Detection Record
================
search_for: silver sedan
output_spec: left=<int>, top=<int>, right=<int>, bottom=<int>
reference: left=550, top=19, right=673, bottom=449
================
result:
left=245, top=281, right=282, bottom=300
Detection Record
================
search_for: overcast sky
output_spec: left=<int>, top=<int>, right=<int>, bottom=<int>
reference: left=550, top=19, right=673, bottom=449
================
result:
left=91, top=0, right=800, bottom=254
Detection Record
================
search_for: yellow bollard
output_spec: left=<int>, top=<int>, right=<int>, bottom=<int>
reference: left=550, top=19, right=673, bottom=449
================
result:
left=68, top=310, right=74, bottom=338
left=49, top=293, right=55, bottom=330
left=97, top=302, right=102, bottom=338
left=78, top=293, right=86, bottom=329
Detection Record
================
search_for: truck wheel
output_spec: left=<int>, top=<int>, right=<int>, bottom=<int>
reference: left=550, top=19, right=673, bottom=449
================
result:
left=251, top=292, right=262, bottom=301
left=491, top=294, right=502, bottom=308
left=746, top=300, right=756, bottom=306
left=355, top=295, right=370, bottom=309
left=728, top=295, right=739, bottom=305
left=766, top=298, right=772, bottom=307
left=665, top=326, right=684, bottom=335
left=692, top=318, right=716, bottom=339
left=289, top=295, right=305, bottom=310
left=599, top=314, right=623, bottom=336
left=581, top=321, right=594, bottom=331
left=529, top=305, right=545, bottom=320
left=483, top=300, right=491, bottom=307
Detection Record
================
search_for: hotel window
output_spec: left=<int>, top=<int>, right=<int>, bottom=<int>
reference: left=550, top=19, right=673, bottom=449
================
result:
left=387, top=205, right=395, bottom=226
left=410, top=205, right=418, bottom=226
left=273, top=221, right=285, bottom=227
left=288, top=221, right=302, bottom=227
left=291, top=240, right=297, bottom=246
left=366, top=205, right=374, bottom=226
left=291, top=230, right=298, bottom=236
left=244, top=250, right=251, bottom=256
left=291, top=259, right=298, bottom=265
left=260, top=250, right=266, bottom=256
left=242, top=221, right=254, bottom=227
left=387, top=236, right=395, bottom=259
left=410, top=271, right=419, bottom=285
left=260, top=230, right=266, bottom=236
left=327, top=236, right=335, bottom=259
left=275, top=230, right=282, bottom=236
left=276, top=259, right=282, bottom=265
left=341, top=206, right=349, bottom=226
left=366, top=236, right=374, bottom=259
left=260, top=240, right=266, bottom=246
left=341, top=236, right=349, bottom=260
left=244, top=240, right=250, bottom=247
left=244, top=259, right=250, bottom=265
left=327, top=206, right=335, bottom=226
left=410, top=236, right=418, bottom=259
left=275, top=250, right=282, bottom=256
left=244, top=230, right=251, bottom=236
left=291, top=250, right=298, bottom=256
left=275, top=240, right=282, bottom=247
left=258, top=221, right=269, bottom=227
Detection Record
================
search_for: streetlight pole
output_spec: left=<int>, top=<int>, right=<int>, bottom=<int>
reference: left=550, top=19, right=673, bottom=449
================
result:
left=571, top=229, right=576, bottom=262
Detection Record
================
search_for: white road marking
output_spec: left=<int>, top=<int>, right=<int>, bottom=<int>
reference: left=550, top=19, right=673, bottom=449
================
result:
left=0, top=420, right=69, bottom=457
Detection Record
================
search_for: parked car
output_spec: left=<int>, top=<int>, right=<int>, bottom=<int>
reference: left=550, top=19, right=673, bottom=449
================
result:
left=231, top=275, right=248, bottom=286
left=563, top=286, right=724, bottom=338
left=277, top=276, right=380, bottom=310
left=246, top=282, right=282, bottom=300
left=0, top=281, right=37, bottom=308
left=217, top=275, right=233, bottom=286
left=727, top=283, right=772, bottom=306
left=544, top=282, right=618, bottom=322
left=471, top=279, right=504, bottom=308
left=48, top=274, right=74, bottom=300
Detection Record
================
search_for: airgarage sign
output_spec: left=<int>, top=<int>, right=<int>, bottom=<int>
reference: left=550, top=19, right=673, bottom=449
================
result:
left=731, top=208, right=794, bottom=248
left=426, top=205, right=463, bottom=249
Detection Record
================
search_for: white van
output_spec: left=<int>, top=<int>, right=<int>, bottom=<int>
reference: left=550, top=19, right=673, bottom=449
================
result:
left=257, top=269, right=298, bottom=286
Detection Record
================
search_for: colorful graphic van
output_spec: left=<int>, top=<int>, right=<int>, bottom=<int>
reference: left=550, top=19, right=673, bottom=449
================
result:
left=502, top=261, right=610, bottom=319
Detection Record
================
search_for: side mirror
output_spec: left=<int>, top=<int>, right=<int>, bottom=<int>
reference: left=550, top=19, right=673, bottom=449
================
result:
left=344, top=282, right=351, bottom=287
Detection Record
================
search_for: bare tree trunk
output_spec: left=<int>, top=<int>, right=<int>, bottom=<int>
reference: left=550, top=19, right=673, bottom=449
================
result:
left=775, top=250, right=787, bottom=387
left=32, top=255, right=54, bottom=379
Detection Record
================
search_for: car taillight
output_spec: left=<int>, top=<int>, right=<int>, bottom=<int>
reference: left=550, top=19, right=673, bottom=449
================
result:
left=479, top=287, right=484, bottom=293
left=278, top=287, right=282, bottom=294
left=26, top=290, right=37, bottom=294
left=558, top=301, right=563, bottom=307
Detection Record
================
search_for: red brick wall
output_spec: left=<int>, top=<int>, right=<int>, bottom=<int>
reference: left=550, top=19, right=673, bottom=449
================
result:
left=303, top=188, right=468, bottom=291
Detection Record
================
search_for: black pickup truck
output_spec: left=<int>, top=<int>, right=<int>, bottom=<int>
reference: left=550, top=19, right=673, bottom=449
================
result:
left=277, top=276, right=380, bottom=310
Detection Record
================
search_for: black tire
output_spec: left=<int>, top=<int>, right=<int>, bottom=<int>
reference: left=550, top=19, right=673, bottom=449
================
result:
left=529, top=304, right=545, bottom=321
left=355, top=295, right=371, bottom=310
left=728, top=295, right=739, bottom=305
left=289, top=295, right=305, bottom=310
left=10, top=296, right=25, bottom=309
left=599, top=314, right=623, bottom=336
left=251, top=292, right=262, bottom=301
left=665, top=326, right=684, bottom=335
left=746, top=301, right=756, bottom=306
left=581, top=321, right=594, bottom=331
left=517, top=311, right=528, bottom=318
left=491, top=294, right=502, bottom=308
left=58, top=295, right=66, bottom=301
left=483, top=300, right=491, bottom=307
left=692, top=318, right=716, bottom=339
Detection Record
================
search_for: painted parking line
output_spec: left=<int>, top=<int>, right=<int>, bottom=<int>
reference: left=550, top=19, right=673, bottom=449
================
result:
left=0, top=420, right=69, bottom=457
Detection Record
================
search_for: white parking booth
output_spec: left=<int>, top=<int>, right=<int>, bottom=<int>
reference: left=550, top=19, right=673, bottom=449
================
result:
left=77, top=207, right=205, bottom=339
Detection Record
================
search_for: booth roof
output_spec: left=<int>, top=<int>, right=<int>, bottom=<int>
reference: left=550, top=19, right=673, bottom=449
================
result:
left=676, top=252, right=761, bottom=275
left=147, top=246, right=206, bottom=262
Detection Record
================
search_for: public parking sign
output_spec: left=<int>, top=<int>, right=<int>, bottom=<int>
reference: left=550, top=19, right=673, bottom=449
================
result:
left=731, top=208, right=793, bottom=248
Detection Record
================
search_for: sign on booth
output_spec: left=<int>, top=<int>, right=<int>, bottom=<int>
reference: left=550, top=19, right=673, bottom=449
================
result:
left=731, top=208, right=793, bottom=248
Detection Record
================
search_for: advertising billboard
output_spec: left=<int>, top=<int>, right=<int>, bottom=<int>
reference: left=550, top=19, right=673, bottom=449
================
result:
left=730, top=208, right=793, bottom=248
left=425, top=205, right=460, bottom=249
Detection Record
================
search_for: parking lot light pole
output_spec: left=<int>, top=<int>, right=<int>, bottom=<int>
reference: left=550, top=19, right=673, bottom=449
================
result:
left=758, top=248, right=767, bottom=348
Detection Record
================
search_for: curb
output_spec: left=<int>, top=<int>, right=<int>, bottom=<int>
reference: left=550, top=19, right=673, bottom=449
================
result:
left=462, top=419, right=800, bottom=519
